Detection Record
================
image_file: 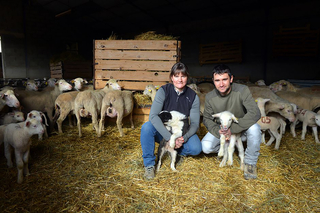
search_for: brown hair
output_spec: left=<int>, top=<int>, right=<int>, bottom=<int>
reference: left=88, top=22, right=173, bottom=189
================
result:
left=169, top=62, right=189, bottom=82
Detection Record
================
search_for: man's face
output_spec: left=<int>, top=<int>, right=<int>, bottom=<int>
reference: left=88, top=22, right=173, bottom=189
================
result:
left=213, top=73, right=233, bottom=96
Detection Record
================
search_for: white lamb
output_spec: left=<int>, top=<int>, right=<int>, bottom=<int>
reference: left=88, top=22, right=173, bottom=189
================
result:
left=290, top=108, right=320, bottom=144
left=256, top=98, right=283, bottom=150
left=4, top=118, right=45, bottom=183
left=0, top=110, right=25, bottom=125
left=143, top=84, right=157, bottom=102
left=212, top=111, right=244, bottom=170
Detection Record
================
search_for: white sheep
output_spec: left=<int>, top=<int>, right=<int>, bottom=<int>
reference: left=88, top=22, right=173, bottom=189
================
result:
left=98, top=90, right=134, bottom=137
left=290, top=108, right=320, bottom=144
left=143, top=84, right=157, bottom=102
left=0, top=89, right=20, bottom=111
left=0, top=110, right=25, bottom=125
left=156, top=110, right=189, bottom=171
left=197, top=82, right=214, bottom=93
left=71, top=77, right=93, bottom=91
left=187, top=84, right=205, bottom=115
left=212, top=111, right=244, bottom=170
left=4, top=118, right=45, bottom=183
left=256, top=98, right=283, bottom=150
left=25, top=79, right=39, bottom=91
left=16, top=79, right=72, bottom=131
left=26, top=110, right=49, bottom=140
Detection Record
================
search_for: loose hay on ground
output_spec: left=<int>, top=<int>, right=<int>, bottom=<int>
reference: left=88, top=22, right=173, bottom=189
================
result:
left=0, top=120, right=319, bottom=212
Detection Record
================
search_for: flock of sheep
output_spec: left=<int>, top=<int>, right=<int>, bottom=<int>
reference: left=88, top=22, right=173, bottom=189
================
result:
left=1, top=76, right=320, bottom=183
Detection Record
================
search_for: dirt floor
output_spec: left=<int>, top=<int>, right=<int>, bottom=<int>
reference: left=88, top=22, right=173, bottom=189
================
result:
left=0, top=119, right=319, bottom=212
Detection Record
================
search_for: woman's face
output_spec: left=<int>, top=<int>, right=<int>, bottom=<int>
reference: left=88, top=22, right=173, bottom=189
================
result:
left=171, top=72, right=187, bottom=92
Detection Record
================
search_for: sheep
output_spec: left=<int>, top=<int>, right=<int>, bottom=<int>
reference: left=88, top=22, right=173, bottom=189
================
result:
left=24, top=79, right=39, bottom=91
left=0, top=89, right=20, bottom=111
left=212, top=111, right=244, bottom=170
left=98, top=90, right=134, bottom=137
left=4, top=118, right=45, bottom=183
left=187, top=84, right=205, bottom=115
left=255, top=80, right=266, bottom=86
left=0, top=110, right=25, bottom=125
left=72, top=77, right=93, bottom=91
left=26, top=110, right=49, bottom=140
left=15, top=79, right=72, bottom=131
left=143, top=84, right=157, bottom=102
left=256, top=98, right=283, bottom=150
left=290, top=108, right=320, bottom=144
left=197, top=82, right=214, bottom=93
left=156, top=110, right=189, bottom=171
left=57, top=80, right=121, bottom=135
left=248, top=86, right=296, bottom=122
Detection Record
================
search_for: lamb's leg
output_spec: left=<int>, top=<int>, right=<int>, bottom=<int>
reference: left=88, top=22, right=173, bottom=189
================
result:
left=129, top=112, right=134, bottom=129
left=235, top=136, right=245, bottom=170
left=57, top=110, right=69, bottom=133
left=98, top=106, right=106, bottom=137
left=75, top=110, right=82, bottom=137
left=15, top=150, right=24, bottom=184
left=269, top=129, right=282, bottom=150
left=261, top=131, right=266, bottom=144
left=266, top=130, right=276, bottom=146
left=290, top=120, right=298, bottom=137
left=156, top=139, right=166, bottom=171
left=169, top=148, right=178, bottom=171
left=91, top=111, right=99, bottom=135
left=227, top=135, right=236, bottom=166
left=301, top=123, right=307, bottom=140
left=218, top=135, right=226, bottom=157
left=23, top=148, right=30, bottom=176
left=4, top=142, right=13, bottom=168
left=312, top=126, right=320, bottom=144
left=219, top=142, right=228, bottom=167
left=169, top=134, right=177, bottom=149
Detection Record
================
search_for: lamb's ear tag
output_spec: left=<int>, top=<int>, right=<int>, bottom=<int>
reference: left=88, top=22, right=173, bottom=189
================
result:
left=255, top=99, right=258, bottom=103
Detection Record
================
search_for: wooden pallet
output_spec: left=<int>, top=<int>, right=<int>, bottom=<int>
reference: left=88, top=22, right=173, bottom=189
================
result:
left=94, top=40, right=181, bottom=90
left=272, top=24, right=319, bottom=57
left=50, top=61, right=92, bottom=79
left=199, top=40, right=242, bottom=65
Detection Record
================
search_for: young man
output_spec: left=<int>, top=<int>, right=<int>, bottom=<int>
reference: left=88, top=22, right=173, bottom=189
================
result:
left=201, top=64, right=261, bottom=180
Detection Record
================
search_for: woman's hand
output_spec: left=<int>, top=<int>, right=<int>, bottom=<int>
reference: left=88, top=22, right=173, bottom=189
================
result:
left=174, top=136, right=184, bottom=149
left=219, top=128, right=231, bottom=140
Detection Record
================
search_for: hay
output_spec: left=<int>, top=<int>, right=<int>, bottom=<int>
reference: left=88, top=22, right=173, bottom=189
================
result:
left=0, top=120, right=319, bottom=212
left=134, top=31, right=179, bottom=40
left=133, top=93, right=152, bottom=107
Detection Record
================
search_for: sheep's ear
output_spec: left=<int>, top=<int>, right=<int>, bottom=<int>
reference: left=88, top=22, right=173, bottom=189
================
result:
left=212, top=113, right=221, bottom=118
left=232, top=115, right=239, bottom=123
left=25, top=121, right=31, bottom=127
left=28, top=113, right=33, bottom=118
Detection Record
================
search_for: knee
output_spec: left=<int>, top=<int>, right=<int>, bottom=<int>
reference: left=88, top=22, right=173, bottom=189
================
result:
left=141, top=122, right=153, bottom=133
left=201, top=141, right=213, bottom=154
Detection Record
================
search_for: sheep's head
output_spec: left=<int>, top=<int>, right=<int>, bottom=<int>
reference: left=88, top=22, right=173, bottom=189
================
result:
left=314, top=114, right=320, bottom=126
left=212, top=111, right=238, bottom=131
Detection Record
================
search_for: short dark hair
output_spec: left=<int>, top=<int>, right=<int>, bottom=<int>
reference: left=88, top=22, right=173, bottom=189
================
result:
left=169, top=62, right=189, bottom=81
left=212, top=64, right=232, bottom=79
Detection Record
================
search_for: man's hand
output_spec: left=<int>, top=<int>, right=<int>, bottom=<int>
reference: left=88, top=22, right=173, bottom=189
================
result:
left=219, top=128, right=231, bottom=140
left=174, top=136, right=184, bottom=149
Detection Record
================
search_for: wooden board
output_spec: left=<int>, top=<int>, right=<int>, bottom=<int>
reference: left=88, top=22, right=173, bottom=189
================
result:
left=94, top=40, right=181, bottom=90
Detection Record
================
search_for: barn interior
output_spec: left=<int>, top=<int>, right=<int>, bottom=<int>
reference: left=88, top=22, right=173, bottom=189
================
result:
left=0, top=1, right=320, bottom=212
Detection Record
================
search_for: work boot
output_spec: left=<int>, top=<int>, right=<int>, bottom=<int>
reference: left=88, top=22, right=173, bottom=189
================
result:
left=144, top=166, right=155, bottom=180
left=244, top=164, right=257, bottom=180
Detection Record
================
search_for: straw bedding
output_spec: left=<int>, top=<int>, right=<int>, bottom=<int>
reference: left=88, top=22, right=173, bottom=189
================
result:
left=0, top=119, right=319, bottom=212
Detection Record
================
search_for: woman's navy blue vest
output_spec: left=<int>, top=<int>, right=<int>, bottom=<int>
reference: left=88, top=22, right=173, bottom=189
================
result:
left=161, top=84, right=196, bottom=117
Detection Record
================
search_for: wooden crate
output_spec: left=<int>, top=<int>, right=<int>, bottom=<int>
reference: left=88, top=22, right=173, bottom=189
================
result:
left=94, top=40, right=181, bottom=90
left=199, top=40, right=242, bottom=65
left=50, top=61, right=93, bottom=79
left=272, top=24, right=319, bottom=57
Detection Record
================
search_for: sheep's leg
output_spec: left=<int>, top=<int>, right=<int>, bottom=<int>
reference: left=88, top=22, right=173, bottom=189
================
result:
left=15, top=150, right=24, bottom=184
left=116, top=114, right=124, bottom=137
left=235, top=136, right=244, bottom=170
left=269, top=129, right=282, bottom=150
left=169, top=134, right=177, bottom=149
left=57, top=111, right=69, bottom=133
left=98, top=106, right=106, bottom=137
left=301, top=123, right=308, bottom=140
left=312, top=126, right=320, bottom=144
left=218, top=135, right=225, bottom=157
left=23, top=148, right=30, bottom=176
left=169, top=149, right=178, bottom=171
left=219, top=143, right=228, bottom=167
left=266, top=130, right=276, bottom=146
left=227, top=135, right=236, bottom=166
left=290, top=120, right=298, bottom=137
left=91, top=111, right=99, bottom=135
left=261, top=131, right=266, bottom=144
left=129, top=112, right=134, bottom=129
left=75, top=110, right=82, bottom=137
left=156, top=139, right=166, bottom=171
left=4, top=142, right=13, bottom=168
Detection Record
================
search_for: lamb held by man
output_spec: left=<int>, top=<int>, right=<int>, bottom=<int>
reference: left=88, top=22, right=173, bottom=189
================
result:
left=156, top=110, right=189, bottom=171
left=212, top=111, right=245, bottom=170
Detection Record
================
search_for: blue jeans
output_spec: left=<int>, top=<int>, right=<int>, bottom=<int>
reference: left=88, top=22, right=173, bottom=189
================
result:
left=141, top=121, right=202, bottom=167
left=201, top=123, right=261, bottom=165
